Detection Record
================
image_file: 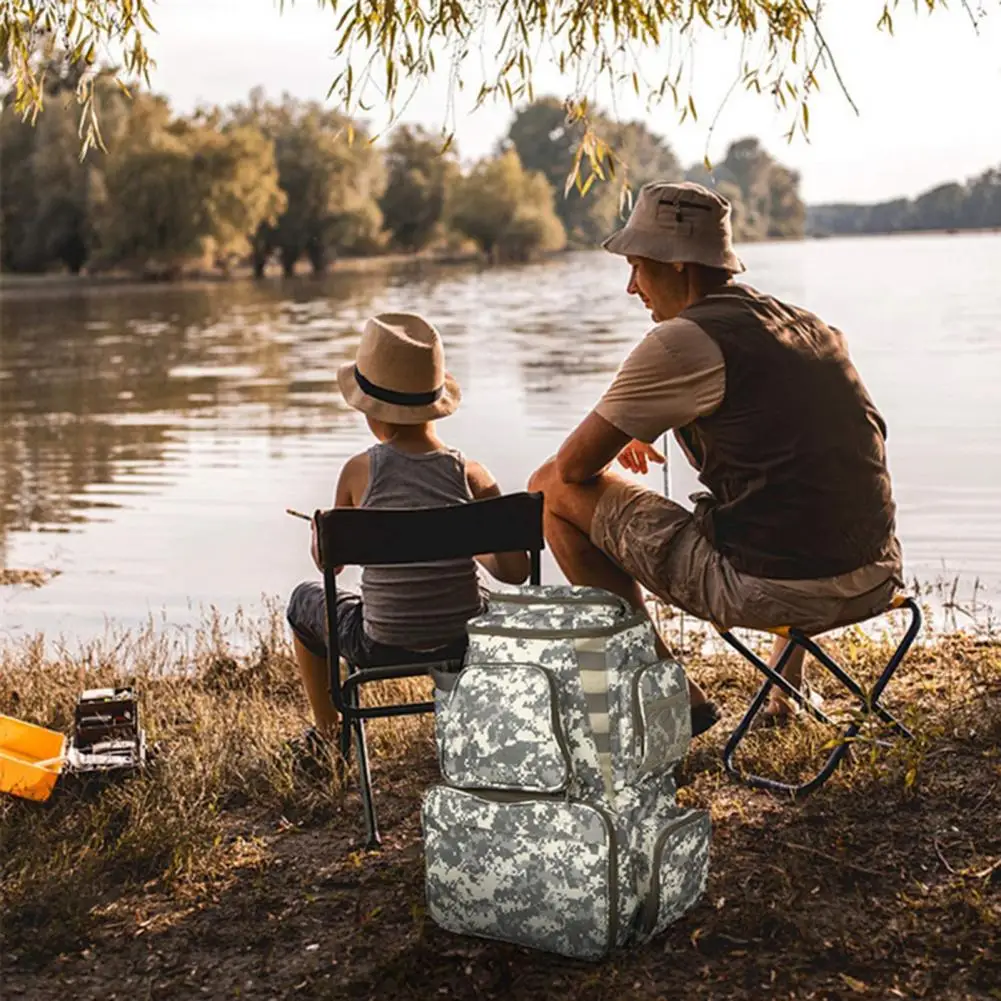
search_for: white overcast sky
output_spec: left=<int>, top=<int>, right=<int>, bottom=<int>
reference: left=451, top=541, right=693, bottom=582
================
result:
left=143, top=0, right=1001, bottom=204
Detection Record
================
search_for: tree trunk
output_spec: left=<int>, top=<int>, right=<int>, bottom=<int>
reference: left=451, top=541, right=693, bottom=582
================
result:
left=306, top=238, right=330, bottom=276
left=280, top=244, right=299, bottom=278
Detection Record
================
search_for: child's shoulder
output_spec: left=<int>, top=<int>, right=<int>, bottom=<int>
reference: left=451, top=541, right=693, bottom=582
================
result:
left=336, top=449, right=372, bottom=504
left=456, top=451, right=499, bottom=498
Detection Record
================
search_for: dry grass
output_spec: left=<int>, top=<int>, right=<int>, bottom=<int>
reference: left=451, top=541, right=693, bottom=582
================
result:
left=1, top=597, right=1000, bottom=1000
left=0, top=567, right=61, bottom=588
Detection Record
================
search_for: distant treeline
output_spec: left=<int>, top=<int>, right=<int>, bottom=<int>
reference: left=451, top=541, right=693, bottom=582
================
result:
left=808, top=165, right=1001, bottom=237
left=0, top=64, right=806, bottom=278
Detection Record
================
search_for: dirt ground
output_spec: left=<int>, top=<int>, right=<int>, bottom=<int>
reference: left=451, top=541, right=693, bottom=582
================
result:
left=2, top=622, right=999, bottom=1001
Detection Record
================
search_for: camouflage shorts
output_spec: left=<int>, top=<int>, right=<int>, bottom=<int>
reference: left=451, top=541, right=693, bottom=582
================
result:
left=590, top=480, right=900, bottom=634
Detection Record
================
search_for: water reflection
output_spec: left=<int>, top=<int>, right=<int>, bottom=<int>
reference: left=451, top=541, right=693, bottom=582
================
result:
left=0, top=272, right=391, bottom=552
left=2, top=239, right=1001, bottom=637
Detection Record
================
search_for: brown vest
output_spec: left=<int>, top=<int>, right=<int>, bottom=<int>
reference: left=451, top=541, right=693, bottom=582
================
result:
left=676, top=284, right=896, bottom=580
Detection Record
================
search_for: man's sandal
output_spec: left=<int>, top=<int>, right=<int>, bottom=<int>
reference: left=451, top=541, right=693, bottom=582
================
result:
left=752, top=683, right=824, bottom=730
left=691, top=700, right=722, bottom=738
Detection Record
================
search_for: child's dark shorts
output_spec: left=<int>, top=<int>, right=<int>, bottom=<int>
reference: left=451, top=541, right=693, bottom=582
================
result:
left=286, top=581, right=469, bottom=668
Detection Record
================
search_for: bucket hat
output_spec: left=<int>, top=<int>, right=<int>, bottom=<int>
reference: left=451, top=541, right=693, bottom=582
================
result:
left=602, top=180, right=745, bottom=273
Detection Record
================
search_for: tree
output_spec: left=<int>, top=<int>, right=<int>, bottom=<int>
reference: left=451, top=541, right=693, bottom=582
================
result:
left=866, top=198, right=914, bottom=233
left=379, top=125, right=459, bottom=252
left=716, top=180, right=749, bottom=242
left=7, top=2, right=992, bottom=176
left=685, top=139, right=804, bottom=241
left=911, top=182, right=967, bottom=232
left=766, top=165, right=806, bottom=239
left=448, top=150, right=566, bottom=262
left=965, top=166, right=1001, bottom=229
left=94, top=104, right=285, bottom=275
left=806, top=164, right=1001, bottom=236
left=508, top=98, right=680, bottom=246
left=721, top=138, right=774, bottom=240
left=95, top=138, right=209, bottom=275
left=0, top=61, right=127, bottom=272
left=231, top=98, right=385, bottom=276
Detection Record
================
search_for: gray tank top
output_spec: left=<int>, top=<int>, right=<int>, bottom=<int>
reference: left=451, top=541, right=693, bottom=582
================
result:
left=360, top=443, right=485, bottom=648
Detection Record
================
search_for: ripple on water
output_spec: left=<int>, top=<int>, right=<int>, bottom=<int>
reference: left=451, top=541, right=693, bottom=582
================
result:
left=2, top=240, right=1001, bottom=638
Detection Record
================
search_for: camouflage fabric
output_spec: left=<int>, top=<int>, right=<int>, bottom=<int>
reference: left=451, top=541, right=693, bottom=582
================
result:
left=423, top=787, right=616, bottom=960
left=426, top=585, right=711, bottom=958
left=632, top=660, right=692, bottom=781
left=438, top=664, right=569, bottom=793
left=640, top=808, right=711, bottom=935
left=466, top=631, right=606, bottom=800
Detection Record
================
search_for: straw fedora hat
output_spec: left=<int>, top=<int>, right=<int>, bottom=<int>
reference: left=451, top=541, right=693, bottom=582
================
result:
left=336, top=312, right=461, bottom=424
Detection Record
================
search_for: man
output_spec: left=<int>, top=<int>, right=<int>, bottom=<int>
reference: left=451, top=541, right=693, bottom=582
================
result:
left=528, top=181, right=902, bottom=735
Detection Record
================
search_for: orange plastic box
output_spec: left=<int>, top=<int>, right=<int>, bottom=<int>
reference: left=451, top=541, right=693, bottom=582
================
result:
left=0, top=715, right=67, bottom=802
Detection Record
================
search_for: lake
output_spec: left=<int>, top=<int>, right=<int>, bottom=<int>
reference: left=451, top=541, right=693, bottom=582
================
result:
left=2, top=233, right=1000, bottom=642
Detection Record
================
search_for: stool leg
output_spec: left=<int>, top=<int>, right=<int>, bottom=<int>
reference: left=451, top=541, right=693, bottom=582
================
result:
left=724, top=599, right=922, bottom=797
left=792, top=634, right=913, bottom=740
left=354, top=718, right=381, bottom=849
left=720, top=632, right=834, bottom=724
left=722, top=635, right=844, bottom=796
left=859, top=597, right=922, bottom=737
left=723, top=638, right=796, bottom=783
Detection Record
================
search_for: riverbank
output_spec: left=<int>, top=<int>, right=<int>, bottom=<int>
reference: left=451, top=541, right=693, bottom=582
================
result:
left=2, top=604, right=999, bottom=1000
left=0, top=250, right=487, bottom=291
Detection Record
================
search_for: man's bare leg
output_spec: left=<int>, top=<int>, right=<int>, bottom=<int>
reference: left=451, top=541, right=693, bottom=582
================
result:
left=292, top=636, right=340, bottom=737
left=528, top=459, right=710, bottom=709
left=764, top=637, right=808, bottom=718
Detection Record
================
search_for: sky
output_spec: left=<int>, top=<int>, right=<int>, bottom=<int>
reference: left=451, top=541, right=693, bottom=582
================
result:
left=142, top=0, right=1001, bottom=204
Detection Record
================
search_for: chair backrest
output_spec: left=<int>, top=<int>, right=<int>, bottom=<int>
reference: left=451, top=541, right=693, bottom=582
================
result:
left=317, top=491, right=544, bottom=677
left=316, top=490, right=544, bottom=575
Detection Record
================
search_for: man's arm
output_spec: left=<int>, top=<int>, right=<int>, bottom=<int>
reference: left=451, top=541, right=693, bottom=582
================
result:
left=555, top=411, right=634, bottom=484
left=557, top=319, right=725, bottom=484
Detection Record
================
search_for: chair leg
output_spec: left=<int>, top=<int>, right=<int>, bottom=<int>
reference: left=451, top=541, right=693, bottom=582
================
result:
left=342, top=668, right=382, bottom=849
left=723, top=599, right=922, bottom=797
left=353, top=717, right=381, bottom=849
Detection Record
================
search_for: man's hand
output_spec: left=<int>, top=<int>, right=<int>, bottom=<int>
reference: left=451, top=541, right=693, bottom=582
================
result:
left=617, top=440, right=665, bottom=475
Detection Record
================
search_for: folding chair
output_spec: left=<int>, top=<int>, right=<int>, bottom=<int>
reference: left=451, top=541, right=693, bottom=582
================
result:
left=718, top=593, right=923, bottom=797
left=315, top=490, right=545, bottom=849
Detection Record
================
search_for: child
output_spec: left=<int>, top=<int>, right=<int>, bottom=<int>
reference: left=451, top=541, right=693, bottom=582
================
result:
left=286, top=312, right=530, bottom=753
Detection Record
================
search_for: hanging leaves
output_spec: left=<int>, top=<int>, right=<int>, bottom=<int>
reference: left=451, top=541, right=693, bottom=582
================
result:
left=2, top=0, right=990, bottom=174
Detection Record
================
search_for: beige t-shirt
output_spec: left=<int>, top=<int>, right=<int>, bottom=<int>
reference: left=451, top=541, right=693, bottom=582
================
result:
left=595, top=318, right=725, bottom=443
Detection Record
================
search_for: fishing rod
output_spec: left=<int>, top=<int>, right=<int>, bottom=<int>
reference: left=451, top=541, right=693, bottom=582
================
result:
left=660, top=431, right=685, bottom=652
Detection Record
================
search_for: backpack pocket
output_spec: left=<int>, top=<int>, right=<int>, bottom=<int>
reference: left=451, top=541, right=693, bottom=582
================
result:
left=639, top=808, right=711, bottom=937
left=631, top=661, right=692, bottom=779
left=422, top=786, right=618, bottom=960
left=438, top=663, right=571, bottom=794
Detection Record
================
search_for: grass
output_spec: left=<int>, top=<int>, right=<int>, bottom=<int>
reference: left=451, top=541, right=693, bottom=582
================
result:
left=1, top=597, right=1000, bottom=1000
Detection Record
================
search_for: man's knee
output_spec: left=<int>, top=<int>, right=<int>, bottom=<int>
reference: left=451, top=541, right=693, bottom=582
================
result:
left=527, top=456, right=558, bottom=496
left=528, top=457, right=580, bottom=525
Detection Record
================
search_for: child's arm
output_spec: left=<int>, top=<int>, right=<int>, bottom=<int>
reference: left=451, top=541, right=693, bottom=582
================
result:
left=466, top=460, right=531, bottom=585
left=310, top=452, right=371, bottom=571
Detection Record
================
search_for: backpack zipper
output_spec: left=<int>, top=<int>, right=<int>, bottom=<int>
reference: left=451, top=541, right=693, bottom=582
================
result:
left=486, top=589, right=633, bottom=614
left=453, top=789, right=620, bottom=956
left=467, top=612, right=647, bottom=640
left=442, top=663, right=574, bottom=794
left=643, top=810, right=708, bottom=934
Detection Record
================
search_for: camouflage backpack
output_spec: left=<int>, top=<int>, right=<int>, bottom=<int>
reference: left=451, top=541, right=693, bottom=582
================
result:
left=423, top=586, right=711, bottom=960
